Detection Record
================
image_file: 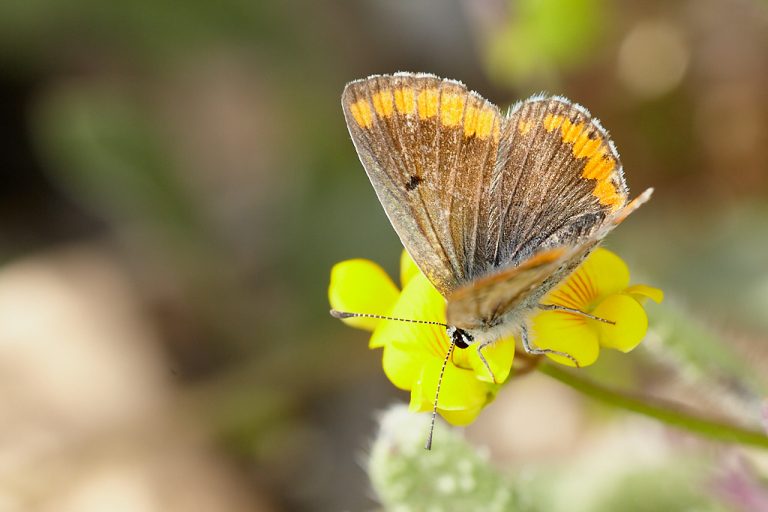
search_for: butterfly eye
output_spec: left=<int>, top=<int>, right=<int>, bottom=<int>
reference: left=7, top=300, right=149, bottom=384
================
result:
left=452, top=328, right=472, bottom=349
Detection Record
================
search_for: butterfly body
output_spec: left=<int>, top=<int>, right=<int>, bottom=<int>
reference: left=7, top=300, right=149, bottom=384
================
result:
left=342, top=72, right=651, bottom=353
left=450, top=245, right=591, bottom=352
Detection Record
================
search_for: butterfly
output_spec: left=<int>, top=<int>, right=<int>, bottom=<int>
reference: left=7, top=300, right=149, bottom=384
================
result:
left=334, top=72, right=651, bottom=446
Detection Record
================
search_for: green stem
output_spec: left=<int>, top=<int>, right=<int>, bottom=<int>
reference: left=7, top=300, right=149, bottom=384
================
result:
left=538, top=363, right=768, bottom=449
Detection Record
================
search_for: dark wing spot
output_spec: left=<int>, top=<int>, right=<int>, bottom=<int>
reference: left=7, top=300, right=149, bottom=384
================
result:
left=587, top=130, right=598, bottom=139
left=405, top=175, right=422, bottom=191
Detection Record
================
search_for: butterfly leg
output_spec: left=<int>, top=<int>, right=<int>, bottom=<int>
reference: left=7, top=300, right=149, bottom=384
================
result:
left=520, top=322, right=581, bottom=368
left=475, top=341, right=498, bottom=383
left=537, top=304, right=615, bottom=325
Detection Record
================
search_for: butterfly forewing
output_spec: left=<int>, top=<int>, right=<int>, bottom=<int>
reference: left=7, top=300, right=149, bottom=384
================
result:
left=449, top=96, right=643, bottom=328
left=477, top=97, right=630, bottom=274
left=342, top=73, right=503, bottom=296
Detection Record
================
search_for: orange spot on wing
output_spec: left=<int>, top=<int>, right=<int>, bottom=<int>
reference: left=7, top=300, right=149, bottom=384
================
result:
left=518, top=119, right=534, bottom=135
left=594, top=180, right=622, bottom=208
left=349, top=99, right=374, bottom=128
left=582, top=153, right=612, bottom=180
left=394, top=87, right=416, bottom=114
left=474, top=107, right=498, bottom=140
left=561, top=118, right=583, bottom=144
left=462, top=104, right=498, bottom=141
left=463, top=105, right=478, bottom=137
left=417, top=88, right=439, bottom=119
left=543, top=113, right=562, bottom=132
left=372, top=89, right=394, bottom=117
left=573, top=132, right=602, bottom=159
left=543, top=112, right=624, bottom=211
left=440, top=90, right=466, bottom=127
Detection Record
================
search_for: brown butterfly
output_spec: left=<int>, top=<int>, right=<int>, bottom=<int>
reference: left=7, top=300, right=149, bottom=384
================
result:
left=333, top=73, right=651, bottom=447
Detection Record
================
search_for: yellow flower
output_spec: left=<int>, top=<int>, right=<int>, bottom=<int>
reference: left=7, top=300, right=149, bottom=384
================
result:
left=329, top=248, right=662, bottom=425
left=534, top=248, right=663, bottom=367
left=329, top=251, right=514, bottom=425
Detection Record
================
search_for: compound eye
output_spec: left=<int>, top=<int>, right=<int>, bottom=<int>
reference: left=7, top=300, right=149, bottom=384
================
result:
left=453, top=328, right=471, bottom=349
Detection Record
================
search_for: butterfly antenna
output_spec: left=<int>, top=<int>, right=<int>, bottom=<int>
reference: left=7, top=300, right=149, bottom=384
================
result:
left=330, top=308, right=454, bottom=450
left=425, top=337, right=456, bottom=450
left=329, top=309, right=449, bottom=328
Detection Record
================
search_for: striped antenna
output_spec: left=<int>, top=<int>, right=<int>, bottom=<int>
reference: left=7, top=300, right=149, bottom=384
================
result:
left=330, top=309, right=449, bottom=328
left=330, top=308, right=458, bottom=450
left=425, top=337, right=455, bottom=450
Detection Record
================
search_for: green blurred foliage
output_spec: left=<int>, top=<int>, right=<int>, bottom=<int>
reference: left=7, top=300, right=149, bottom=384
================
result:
left=35, top=85, right=205, bottom=242
left=485, top=0, right=607, bottom=88
left=0, top=0, right=290, bottom=67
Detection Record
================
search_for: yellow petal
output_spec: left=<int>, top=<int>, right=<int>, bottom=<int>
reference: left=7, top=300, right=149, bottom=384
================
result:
left=545, top=248, right=630, bottom=311
left=625, top=284, right=664, bottom=304
left=329, top=259, right=400, bottom=331
left=381, top=342, right=425, bottom=391
left=463, top=336, right=516, bottom=384
left=409, top=359, right=490, bottom=426
left=531, top=310, right=600, bottom=367
left=370, top=271, right=447, bottom=353
left=400, top=249, right=420, bottom=288
left=439, top=405, right=485, bottom=426
left=593, top=294, right=649, bottom=352
left=585, top=248, right=631, bottom=295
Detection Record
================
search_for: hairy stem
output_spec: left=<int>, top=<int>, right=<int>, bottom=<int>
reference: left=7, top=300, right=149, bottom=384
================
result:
left=538, top=363, right=768, bottom=449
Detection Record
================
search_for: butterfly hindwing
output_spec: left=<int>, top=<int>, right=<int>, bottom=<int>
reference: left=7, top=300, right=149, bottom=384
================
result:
left=342, top=73, right=503, bottom=296
left=445, top=240, right=599, bottom=330
left=445, top=190, right=653, bottom=331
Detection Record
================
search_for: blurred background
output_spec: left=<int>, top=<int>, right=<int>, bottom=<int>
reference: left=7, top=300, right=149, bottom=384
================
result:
left=0, top=0, right=767, bottom=510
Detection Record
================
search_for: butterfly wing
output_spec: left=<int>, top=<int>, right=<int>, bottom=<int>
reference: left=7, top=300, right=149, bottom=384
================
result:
left=443, top=95, right=652, bottom=329
left=472, top=96, right=639, bottom=274
left=342, top=73, right=504, bottom=296
left=343, top=75, right=651, bottom=323
left=446, top=191, right=652, bottom=331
